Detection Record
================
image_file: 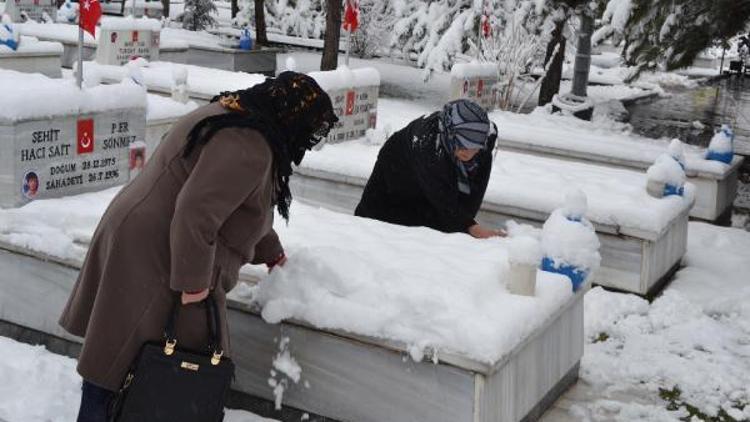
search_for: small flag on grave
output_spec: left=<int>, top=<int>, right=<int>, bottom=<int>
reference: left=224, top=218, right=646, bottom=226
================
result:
left=79, top=0, right=102, bottom=38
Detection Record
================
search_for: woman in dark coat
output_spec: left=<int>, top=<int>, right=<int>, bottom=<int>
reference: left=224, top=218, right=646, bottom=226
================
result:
left=355, top=99, right=502, bottom=239
left=58, top=71, right=338, bottom=421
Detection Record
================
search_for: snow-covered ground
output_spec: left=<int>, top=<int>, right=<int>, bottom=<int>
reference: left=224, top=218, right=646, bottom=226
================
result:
left=0, top=337, right=276, bottom=422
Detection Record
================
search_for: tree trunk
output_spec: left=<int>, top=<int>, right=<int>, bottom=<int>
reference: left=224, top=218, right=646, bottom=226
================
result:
left=255, top=0, right=268, bottom=46
left=161, top=0, right=170, bottom=19
left=321, top=0, right=342, bottom=71
left=231, top=0, right=239, bottom=19
left=538, top=18, right=567, bottom=106
left=571, top=13, right=593, bottom=98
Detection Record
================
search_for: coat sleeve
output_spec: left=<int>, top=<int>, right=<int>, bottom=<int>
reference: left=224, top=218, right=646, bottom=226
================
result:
left=250, top=228, right=284, bottom=265
left=170, top=128, right=272, bottom=292
left=410, top=137, right=477, bottom=234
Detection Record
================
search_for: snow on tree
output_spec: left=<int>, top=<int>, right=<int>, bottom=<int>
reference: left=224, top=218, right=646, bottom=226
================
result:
left=182, top=0, right=217, bottom=31
left=593, top=0, right=750, bottom=74
left=351, top=0, right=394, bottom=58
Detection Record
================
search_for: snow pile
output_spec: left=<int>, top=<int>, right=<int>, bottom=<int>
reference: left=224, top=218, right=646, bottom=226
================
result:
left=0, top=336, right=277, bottom=422
left=308, top=66, right=380, bottom=91
left=100, top=16, right=162, bottom=32
left=82, top=60, right=267, bottom=100
left=451, top=62, right=497, bottom=79
left=0, top=69, right=146, bottom=122
left=17, top=22, right=97, bottom=46
left=540, top=191, right=601, bottom=290
left=0, top=337, right=81, bottom=422
left=247, top=203, right=573, bottom=364
left=267, top=337, right=303, bottom=410
left=667, top=138, right=686, bottom=169
left=0, top=34, right=64, bottom=55
left=0, top=187, right=120, bottom=262
left=146, top=94, right=197, bottom=121
left=705, top=125, right=735, bottom=164
left=507, top=235, right=542, bottom=266
left=647, top=154, right=686, bottom=197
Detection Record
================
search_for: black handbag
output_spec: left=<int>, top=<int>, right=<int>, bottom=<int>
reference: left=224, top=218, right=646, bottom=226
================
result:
left=110, top=294, right=235, bottom=422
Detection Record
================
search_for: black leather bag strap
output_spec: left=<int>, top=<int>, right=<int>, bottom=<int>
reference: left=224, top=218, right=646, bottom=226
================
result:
left=163, top=293, right=223, bottom=356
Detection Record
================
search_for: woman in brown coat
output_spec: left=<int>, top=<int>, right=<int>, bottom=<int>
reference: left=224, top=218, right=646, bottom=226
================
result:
left=58, top=71, right=337, bottom=421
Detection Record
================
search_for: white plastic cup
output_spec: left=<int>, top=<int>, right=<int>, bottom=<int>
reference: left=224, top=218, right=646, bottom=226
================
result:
left=507, top=261, right=536, bottom=296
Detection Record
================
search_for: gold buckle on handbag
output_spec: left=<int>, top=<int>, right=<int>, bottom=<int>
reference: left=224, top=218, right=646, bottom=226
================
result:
left=211, top=350, right=223, bottom=366
left=164, top=339, right=177, bottom=356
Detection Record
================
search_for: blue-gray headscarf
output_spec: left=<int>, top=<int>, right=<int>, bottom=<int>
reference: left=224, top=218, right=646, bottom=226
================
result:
left=439, top=99, right=496, bottom=194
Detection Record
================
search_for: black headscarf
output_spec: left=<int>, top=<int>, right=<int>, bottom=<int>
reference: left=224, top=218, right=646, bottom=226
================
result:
left=184, top=71, right=338, bottom=221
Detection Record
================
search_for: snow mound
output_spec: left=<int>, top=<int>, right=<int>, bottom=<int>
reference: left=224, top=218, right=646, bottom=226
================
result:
left=647, top=154, right=686, bottom=186
left=541, top=209, right=601, bottom=272
left=249, top=204, right=573, bottom=364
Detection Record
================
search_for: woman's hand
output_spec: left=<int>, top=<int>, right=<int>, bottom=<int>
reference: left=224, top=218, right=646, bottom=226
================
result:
left=267, top=253, right=287, bottom=273
left=468, top=224, right=507, bottom=239
left=181, top=288, right=209, bottom=305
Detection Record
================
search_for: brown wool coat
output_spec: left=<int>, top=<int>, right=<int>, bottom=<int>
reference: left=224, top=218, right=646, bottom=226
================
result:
left=59, top=102, right=284, bottom=391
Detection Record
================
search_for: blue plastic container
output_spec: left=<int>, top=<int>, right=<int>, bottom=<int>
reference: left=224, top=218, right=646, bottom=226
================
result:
left=705, top=150, right=733, bottom=164
left=0, top=24, right=18, bottom=51
left=541, top=257, right=588, bottom=292
left=239, top=28, right=253, bottom=50
left=663, top=183, right=684, bottom=197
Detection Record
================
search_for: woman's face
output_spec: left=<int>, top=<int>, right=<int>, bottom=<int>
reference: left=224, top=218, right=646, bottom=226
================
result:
left=28, top=178, right=38, bottom=192
left=455, top=148, right=480, bottom=162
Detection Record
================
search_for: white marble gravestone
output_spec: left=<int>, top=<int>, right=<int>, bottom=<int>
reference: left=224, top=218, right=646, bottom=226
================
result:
left=450, top=62, right=498, bottom=110
left=0, top=70, right=147, bottom=208
left=96, top=17, right=161, bottom=65
left=309, top=67, right=380, bottom=145
left=4, top=0, right=58, bottom=22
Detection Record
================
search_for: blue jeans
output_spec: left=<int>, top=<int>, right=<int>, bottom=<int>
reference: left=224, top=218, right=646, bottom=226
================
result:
left=77, top=380, right=115, bottom=422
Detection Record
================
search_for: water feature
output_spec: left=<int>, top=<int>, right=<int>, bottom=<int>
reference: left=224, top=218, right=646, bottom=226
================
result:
left=627, top=74, right=750, bottom=227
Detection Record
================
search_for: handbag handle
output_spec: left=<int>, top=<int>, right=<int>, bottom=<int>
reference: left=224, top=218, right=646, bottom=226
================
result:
left=163, top=293, right=224, bottom=365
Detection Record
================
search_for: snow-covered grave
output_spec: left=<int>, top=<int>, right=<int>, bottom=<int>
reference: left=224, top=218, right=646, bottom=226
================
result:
left=0, top=188, right=585, bottom=422
left=490, top=109, right=744, bottom=222
left=310, top=66, right=379, bottom=144
left=0, top=34, right=63, bottom=78
left=83, top=59, right=267, bottom=100
left=95, top=17, right=161, bottom=65
left=3, top=0, right=57, bottom=22
left=144, top=93, right=197, bottom=157
left=0, top=69, right=146, bottom=208
left=288, top=100, right=694, bottom=297
left=450, top=63, right=500, bottom=110
left=158, top=27, right=279, bottom=75
left=17, top=21, right=188, bottom=68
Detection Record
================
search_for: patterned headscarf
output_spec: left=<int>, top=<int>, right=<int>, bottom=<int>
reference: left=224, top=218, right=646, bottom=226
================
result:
left=439, top=99, right=496, bottom=194
left=185, top=71, right=338, bottom=221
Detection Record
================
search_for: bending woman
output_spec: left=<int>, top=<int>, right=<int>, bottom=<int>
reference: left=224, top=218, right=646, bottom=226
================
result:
left=355, top=99, right=501, bottom=239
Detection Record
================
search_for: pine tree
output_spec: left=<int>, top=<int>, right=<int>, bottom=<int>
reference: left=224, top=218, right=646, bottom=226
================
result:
left=594, top=0, right=750, bottom=75
left=182, top=0, right=217, bottom=31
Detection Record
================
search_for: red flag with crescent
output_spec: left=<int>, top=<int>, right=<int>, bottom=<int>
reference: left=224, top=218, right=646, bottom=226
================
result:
left=79, top=0, right=102, bottom=38
left=343, top=0, right=359, bottom=32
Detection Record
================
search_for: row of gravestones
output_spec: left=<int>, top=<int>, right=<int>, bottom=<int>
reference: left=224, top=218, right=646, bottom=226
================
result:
left=4, top=0, right=163, bottom=22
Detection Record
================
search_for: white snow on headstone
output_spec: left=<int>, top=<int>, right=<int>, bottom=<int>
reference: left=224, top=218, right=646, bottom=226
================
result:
left=707, top=124, right=734, bottom=154
left=541, top=208, right=601, bottom=272
left=647, top=154, right=686, bottom=186
left=667, top=138, right=686, bottom=168
left=562, top=188, right=588, bottom=221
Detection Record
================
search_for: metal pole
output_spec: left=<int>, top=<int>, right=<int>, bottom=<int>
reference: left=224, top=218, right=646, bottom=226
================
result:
left=719, top=47, right=726, bottom=75
left=571, top=13, right=593, bottom=98
left=77, top=26, right=84, bottom=89
left=345, top=29, right=351, bottom=66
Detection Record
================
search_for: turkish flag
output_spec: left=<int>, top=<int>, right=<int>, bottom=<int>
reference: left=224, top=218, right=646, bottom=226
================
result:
left=343, top=0, right=359, bottom=32
left=77, top=119, right=95, bottom=155
left=79, top=0, right=102, bottom=39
